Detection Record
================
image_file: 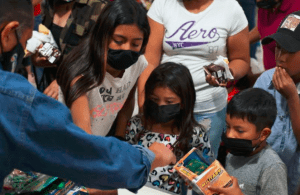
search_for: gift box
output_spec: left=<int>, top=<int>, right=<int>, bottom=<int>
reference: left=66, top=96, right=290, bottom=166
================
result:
left=174, top=148, right=232, bottom=195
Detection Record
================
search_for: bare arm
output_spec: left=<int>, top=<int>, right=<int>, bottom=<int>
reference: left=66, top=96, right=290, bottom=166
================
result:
left=114, top=83, right=137, bottom=138
left=69, top=76, right=92, bottom=134
left=249, top=26, right=261, bottom=45
left=138, top=17, right=164, bottom=111
left=227, top=27, right=251, bottom=80
left=70, top=93, right=92, bottom=134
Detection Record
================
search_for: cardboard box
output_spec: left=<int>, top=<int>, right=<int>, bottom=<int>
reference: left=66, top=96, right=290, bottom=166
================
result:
left=174, top=148, right=232, bottom=195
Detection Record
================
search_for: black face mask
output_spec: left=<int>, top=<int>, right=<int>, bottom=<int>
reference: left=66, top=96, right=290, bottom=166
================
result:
left=256, top=0, right=279, bottom=9
left=221, top=132, right=261, bottom=156
left=107, top=49, right=140, bottom=70
left=146, top=100, right=181, bottom=123
left=52, top=0, right=74, bottom=6
left=0, top=31, right=25, bottom=73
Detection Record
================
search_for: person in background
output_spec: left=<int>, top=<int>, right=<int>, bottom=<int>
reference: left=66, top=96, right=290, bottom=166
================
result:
left=0, top=0, right=176, bottom=193
left=138, top=0, right=250, bottom=161
left=126, top=62, right=213, bottom=194
left=254, top=11, right=300, bottom=195
left=209, top=88, right=287, bottom=195
left=249, top=0, right=300, bottom=71
left=29, top=0, right=44, bottom=87
left=32, top=0, right=107, bottom=99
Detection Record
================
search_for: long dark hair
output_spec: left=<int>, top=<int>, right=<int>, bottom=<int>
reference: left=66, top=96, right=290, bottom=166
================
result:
left=141, top=62, right=204, bottom=154
left=57, top=0, right=150, bottom=108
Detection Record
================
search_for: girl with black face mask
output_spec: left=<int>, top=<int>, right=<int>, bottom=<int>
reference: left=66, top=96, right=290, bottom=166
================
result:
left=57, top=0, right=150, bottom=194
left=124, top=62, right=214, bottom=195
left=57, top=0, right=150, bottom=135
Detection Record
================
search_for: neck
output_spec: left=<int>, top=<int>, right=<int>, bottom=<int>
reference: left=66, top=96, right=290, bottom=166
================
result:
left=183, top=0, right=214, bottom=14
left=292, top=75, right=300, bottom=85
left=271, top=0, right=282, bottom=12
left=106, top=65, right=124, bottom=78
left=55, top=1, right=75, bottom=12
left=250, top=140, right=267, bottom=156
left=150, top=120, right=179, bottom=135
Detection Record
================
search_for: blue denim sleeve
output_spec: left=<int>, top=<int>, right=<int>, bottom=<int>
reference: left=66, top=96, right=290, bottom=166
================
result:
left=0, top=72, right=153, bottom=192
left=132, top=145, right=155, bottom=166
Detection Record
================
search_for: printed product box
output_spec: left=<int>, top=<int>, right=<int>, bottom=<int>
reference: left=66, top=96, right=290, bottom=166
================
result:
left=174, top=148, right=232, bottom=195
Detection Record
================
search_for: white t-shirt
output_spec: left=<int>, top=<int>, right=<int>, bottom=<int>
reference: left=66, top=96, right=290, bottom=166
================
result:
left=87, top=55, right=148, bottom=136
left=148, top=0, right=248, bottom=113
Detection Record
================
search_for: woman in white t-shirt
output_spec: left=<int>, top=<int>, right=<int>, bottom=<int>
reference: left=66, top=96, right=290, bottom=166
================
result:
left=138, top=0, right=250, bottom=160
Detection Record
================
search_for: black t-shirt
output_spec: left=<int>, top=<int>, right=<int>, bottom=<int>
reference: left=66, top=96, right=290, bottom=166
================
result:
left=49, top=23, right=63, bottom=51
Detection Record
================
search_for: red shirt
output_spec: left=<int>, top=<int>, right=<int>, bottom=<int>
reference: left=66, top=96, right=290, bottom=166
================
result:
left=34, top=4, right=41, bottom=16
left=257, top=0, right=300, bottom=70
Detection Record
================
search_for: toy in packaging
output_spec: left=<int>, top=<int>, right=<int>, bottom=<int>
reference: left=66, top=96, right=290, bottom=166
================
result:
left=203, top=56, right=234, bottom=84
left=203, top=64, right=227, bottom=84
left=174, top=148, right=232, bottom=195
left=25, top=24, right=61, bottom=63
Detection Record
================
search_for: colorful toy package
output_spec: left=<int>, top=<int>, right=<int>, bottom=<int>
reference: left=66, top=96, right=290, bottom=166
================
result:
left=174, top=148, right=232, bottom=195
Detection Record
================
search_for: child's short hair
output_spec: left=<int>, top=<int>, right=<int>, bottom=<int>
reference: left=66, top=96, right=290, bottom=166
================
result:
left=227, top=88, right=277, bottom=131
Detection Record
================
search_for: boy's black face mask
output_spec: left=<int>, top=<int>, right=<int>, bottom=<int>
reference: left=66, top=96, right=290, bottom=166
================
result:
left=221, top=132, right=261, bottom=156
left=256, top=0, right=279, bottom=9
left=146, top=100, right=181, bottom=123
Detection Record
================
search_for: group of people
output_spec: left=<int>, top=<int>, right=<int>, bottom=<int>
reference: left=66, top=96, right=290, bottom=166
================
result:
left=0, top=0, right=300, bottom=195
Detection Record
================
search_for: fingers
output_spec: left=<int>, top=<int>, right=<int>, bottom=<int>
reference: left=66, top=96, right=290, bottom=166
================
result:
left=208, top=176, right=242, bottom=195
left=149, top=142, right=177, bottom=170
left=206, top=74, right=228, bottom=87
left=208, top=185, right=226, bottom=194
left=44, top=88, right=58, bottom=99
left=277, top=67, right=285, bottom=88
left=206, top=74, right=220, bottom=86
left=272, top=67, right=295, bottom=95
left=43, top=80, right=59, bottom=100
left=272, top=67, right=279, bottom=90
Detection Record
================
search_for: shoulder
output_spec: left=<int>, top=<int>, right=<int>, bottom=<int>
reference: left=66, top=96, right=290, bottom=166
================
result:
left=127, top=115, right=144, bottom=131
left=147, top=0, right=172, bottom=21
left=261, top=68, right=275, bottom=78
left=213, top=0, right=242, bottom=10
left=149, top=0, right=169, bottom=8
left=126, top=115, right=144, bottom=143
left=0, top=70, right=37, bottom=102
left=128, top=115, right=143, bottom=124
left=258, top=145, right=286, bottom=171
left=128, top=55, right=148, bottom=75
left=85, top=0, right=107, bottom=12
left=254, top=68, right=275, bottom=88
